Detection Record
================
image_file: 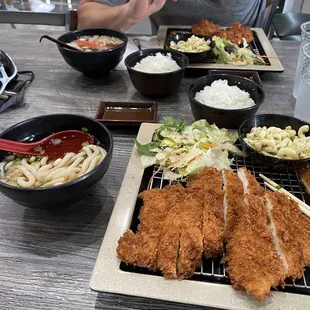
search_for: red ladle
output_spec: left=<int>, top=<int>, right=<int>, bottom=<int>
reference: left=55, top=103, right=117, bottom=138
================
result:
left=0, top=130, right=94, bottom=159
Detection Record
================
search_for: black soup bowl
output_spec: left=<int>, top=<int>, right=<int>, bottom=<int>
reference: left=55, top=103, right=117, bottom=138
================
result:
left=165, top=33, right=213, bottom=63
left=0, top=114, right=113, bottom=208
left=239, top=114, right=310, bottom=169
left=57, top=29, right=128, bottom=78
left=125, top=48, right=189, bottom=98
left=188, top=74, right=265, bottom=129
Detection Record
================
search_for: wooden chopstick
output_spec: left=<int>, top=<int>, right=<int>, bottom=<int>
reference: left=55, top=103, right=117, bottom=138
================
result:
left=259, top=173, right=310, bottom=218
left=259, top=55, right=280, bottom=59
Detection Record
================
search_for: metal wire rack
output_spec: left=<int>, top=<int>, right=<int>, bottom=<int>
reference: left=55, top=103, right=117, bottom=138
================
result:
left=120, top=154, right=310, bottom=295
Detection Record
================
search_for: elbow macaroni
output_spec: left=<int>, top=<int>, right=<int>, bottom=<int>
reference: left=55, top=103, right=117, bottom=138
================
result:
left=244, top=125, right=310, bottom=159
left=169, top=35, right=211, bottom=53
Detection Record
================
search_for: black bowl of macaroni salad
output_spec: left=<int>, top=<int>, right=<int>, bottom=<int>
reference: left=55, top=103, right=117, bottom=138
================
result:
left=165, top=33, right=213, bottom=63
left=239, top=114, right=310, bottom=168
left=0, top=114, right=113, bottom=208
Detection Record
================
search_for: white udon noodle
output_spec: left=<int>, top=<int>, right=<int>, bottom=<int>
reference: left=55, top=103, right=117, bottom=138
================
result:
left=0, top=145, right=107, bottom=189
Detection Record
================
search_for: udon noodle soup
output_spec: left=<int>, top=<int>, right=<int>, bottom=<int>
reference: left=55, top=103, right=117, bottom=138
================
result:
left=69, top=35, right=124, bottom=52
left=0, top=144, right=106, bottom=189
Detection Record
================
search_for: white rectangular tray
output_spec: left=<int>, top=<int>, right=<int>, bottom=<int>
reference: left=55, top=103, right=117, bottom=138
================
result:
left=90, top=123, right=310, bottom=310
left=157, top=25, right=284, bottom=72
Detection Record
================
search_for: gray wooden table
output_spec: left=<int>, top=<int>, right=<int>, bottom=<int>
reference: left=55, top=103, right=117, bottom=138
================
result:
left=0, top=29, right=299, bottom=310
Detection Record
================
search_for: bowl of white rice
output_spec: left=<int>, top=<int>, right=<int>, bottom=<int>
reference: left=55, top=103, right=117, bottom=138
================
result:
left=188, top=74, right=265, bottom=128
left=125, top=48, right=188, bottom=97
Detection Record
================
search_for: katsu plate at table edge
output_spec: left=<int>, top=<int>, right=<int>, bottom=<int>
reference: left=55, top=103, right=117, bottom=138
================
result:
left=2, top=16, right=310, bottom=310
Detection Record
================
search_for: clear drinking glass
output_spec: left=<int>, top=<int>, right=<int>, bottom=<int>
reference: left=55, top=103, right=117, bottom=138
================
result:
left=293, top=21, right=310, bottom=99
left=294, top=43, right=310, bottom=121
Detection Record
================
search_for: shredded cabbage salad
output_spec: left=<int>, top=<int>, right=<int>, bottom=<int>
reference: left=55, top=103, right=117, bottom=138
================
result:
left=135, top=118, right=243, bottom=181
left=212, top=36, right=266, bottom=66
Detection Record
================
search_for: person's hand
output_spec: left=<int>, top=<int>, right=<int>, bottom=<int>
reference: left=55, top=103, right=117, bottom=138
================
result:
left=127, top=0, right=176, bottom=23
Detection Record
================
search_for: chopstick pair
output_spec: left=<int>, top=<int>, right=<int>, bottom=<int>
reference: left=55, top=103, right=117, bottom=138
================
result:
left=259, top=173, right=310, bottom=218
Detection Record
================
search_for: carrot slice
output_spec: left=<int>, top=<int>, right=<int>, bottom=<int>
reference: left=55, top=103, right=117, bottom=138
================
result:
left=200, top=143, right=216, bottom=148
left=72, top=40, right=108, bottom=50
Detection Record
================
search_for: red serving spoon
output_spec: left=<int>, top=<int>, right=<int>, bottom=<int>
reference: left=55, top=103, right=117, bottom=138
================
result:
left=0, top=130, right=94, bottom=159
left=39, top=35, right=81, bottom=51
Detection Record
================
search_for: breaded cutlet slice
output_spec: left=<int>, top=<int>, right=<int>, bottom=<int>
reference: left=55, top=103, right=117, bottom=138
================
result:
left=176, top=189, right=204, bottom=280
left=191, top=19, right=221, bottom=37
left=157, top=188, right=204, bottom=279
left=156, top=205, right=182, bottom=279
left=299, top=168, right=310, bottom=194
left=265, top=191, right=304, bottom=280
left=117, top=230, right=159, bottom=269
left=270, top=190, right=310, bottom=267
left=237, top=167, right=264, bottom=197
left=117, top=184, right=183, bottom=270
left=187, top=167, right=224, bottom=259
left=222, top=169, right=247, bottom=241
left=226, top=193, right=286, bottom=301
left=138, top=184, right=184, bottom=233
left=225, top=169, right=286, bottom=301
left=298, top=214, right=310, bottom=265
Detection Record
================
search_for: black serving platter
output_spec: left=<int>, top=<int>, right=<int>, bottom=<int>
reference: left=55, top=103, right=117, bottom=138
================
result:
left=163, top=27, right=270, bottom=66
left=157, top=26, right=284, bottom=72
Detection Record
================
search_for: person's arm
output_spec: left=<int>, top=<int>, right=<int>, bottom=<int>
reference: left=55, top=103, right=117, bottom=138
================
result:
left=78, top=1, right=133, bottom=30
left=78, top=0, right=176, bottom=31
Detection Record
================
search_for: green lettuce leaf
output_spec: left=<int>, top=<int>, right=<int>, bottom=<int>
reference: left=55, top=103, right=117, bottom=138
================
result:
left=135, top=140, right=160, bottom=156
left=153, top=117, right=185, bottom=141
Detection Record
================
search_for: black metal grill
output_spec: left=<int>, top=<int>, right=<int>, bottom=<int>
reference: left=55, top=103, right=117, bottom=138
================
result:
left=120, top=153, right=310, bottom=296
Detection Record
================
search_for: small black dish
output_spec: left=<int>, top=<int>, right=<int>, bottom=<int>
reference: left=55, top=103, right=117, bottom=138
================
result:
left=165, top=33, right=213, bottom=63
left=188, top=74, right=265, bottom=129
left=95, top=101, right=158, bottom=126
left=0, top=114, right=113, bottom=208
left=57, top=29, right=128, bottom=78
left=239, top=114, right=310, bottom=169
left=125, top=48, right=189, bottom=98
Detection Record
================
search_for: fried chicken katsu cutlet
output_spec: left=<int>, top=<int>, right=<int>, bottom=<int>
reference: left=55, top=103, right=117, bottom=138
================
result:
left=187, top=168, right=224, bottom=259
left=191, top=19, right=221, bottom=37
left=191, top=20, right=254, bottom=45
left=215, top=22, right=254, bottom=45
left=117, top=165, right=310, bottom=302
left=118, top=183, right=204, bottom=279
left=225, top=168, right=286, bottom=301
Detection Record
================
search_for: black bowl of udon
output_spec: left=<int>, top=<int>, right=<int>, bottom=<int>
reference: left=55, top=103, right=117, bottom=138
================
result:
left=0, top=114, right=113, bottom=208
left=57, top=29, right=128, bottom=78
